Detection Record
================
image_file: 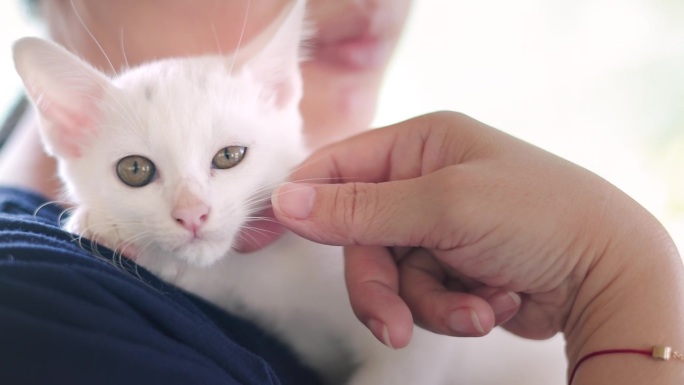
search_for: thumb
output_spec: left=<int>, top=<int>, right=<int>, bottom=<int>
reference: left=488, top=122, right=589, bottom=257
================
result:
left=271, top=176, right=443, bottom=247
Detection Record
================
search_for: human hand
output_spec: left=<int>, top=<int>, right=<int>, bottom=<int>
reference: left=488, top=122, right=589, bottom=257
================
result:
left=271, top=111, right=675, bottom=351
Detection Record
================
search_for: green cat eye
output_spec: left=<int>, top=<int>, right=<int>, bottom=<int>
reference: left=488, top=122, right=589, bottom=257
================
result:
left=212, top=146, right=247, bottom=169
left=116, top=155, right=156, bottom=187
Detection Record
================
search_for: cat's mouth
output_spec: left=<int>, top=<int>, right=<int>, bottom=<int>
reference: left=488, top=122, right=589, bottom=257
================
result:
left=232, top=206, right=286, bottom=253
left=171, top=234, right=206, bottom=253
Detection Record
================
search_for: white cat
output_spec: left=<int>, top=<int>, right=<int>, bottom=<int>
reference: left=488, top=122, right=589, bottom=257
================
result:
left=13, top=1, right=456, bottom=384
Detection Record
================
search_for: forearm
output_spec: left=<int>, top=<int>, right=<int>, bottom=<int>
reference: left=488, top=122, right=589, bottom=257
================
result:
left=564, top=200, right=684, bottom=384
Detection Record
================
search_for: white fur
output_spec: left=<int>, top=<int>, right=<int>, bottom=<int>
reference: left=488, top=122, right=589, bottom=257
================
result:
left=13, top=1, right=457, bottom=384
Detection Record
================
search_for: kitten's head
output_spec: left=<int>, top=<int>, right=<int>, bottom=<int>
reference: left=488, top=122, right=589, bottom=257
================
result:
left=13, top=1, right=308, bottom=266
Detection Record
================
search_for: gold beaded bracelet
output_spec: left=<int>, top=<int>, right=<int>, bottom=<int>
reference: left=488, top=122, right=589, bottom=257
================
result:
left=569, top=345, right=683, bottom=384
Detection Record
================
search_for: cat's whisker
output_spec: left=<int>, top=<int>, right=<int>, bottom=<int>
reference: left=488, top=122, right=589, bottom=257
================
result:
left=268, top=184, right=320, bottom=200
left=289, top=176, right=364, bottom=184
left=227, top=0, right=251, bottom=77
left=114, top=231, right=176, bottom=284
left=56, top=207, right=76, bottom=228
left=115, top=237, right=146, bottom=271
left=109, top=235, right=156, bottom=285
left=242, top=216, right=278, bottom=225
left=242, top=189, right=271, bottom=201
left=114, top=233, right=145, bottom=257
left=69, top=213, right=155, bottom=269
left=94, top=233, right=115, bottom=263
left=242, top=175, right=368, bottom=220
left=76, top=229, right=109, bottom=263
left=69, top=0, right=117, bottom=77
left=247, top=183, right=281, bottom=197
left=244, top=216, right=280, bottom=222
left=236, top=228, right=262, bottom=248
left=246, top=175, right=363, bottom=203
left=242, top=176, right=371, bottom=214
left=210, top=23, right=222, bottom=57
left=135, top=240, right=157, bottom=265
left=241, top=225, right=281, bottom=237
left=119, top=27, right=130, bottom=70
left=32, top=200, right=69, bottom=218
left=245, top=180, right=301, bottom=201
left=243, top=198, right=271, bottom=210
left=96, top=226, right=154, bottom=276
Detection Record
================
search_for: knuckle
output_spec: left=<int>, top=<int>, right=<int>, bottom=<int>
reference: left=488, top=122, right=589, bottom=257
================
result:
left=425, top=168, right=474, bottom=248
left=431, top=168, right=464, bottom=213
left=330, top=182, right=379, bottom=244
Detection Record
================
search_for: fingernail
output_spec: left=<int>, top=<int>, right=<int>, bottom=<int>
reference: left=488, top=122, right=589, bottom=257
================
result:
left=272, top=183, right=315, bottom=219
left=448, top=308, right=485, bottom=335
left=366, top=319, right=395, bottom=349
left=490, top=291, right=521, bottom=319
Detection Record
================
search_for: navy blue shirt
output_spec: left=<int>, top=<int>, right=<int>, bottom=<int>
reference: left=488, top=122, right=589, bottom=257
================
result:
left=0, top=187, right=322, bottom=385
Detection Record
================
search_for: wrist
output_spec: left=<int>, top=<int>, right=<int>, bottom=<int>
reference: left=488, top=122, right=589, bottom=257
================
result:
left=563, top=198, right=684, bottom=383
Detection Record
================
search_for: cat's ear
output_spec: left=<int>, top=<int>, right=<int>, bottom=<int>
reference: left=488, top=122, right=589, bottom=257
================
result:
left=235, top=0, right=308, bottom=108
left=13, top=37, right=111, bottom=158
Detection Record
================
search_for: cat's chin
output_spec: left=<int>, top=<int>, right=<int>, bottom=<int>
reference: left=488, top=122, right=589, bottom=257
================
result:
left=166, top=240, right=231, bottom=268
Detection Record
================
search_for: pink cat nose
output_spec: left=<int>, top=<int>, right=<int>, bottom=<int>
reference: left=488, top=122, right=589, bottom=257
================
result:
left=172, top=204, right=210, bottom=234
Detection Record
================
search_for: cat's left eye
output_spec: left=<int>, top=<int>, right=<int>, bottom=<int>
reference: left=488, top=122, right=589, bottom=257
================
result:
left=212, top=146, right=247, bottom=169
left=116, top=155, right=156, bottom=187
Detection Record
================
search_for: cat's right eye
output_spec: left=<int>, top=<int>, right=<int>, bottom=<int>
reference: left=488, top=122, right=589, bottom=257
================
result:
left=116, top=155, right=156, bottom=187
left=212, top=146, right=247, bottom=170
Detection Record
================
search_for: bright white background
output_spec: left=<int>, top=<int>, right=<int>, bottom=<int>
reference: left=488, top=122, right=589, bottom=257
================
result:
left=375, top=0, right=684, bottom=254
left=1, top=1, right=683, bottom=382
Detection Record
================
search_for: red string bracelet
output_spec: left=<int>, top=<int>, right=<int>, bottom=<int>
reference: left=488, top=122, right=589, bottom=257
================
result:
left=568, top=345, right=683, bottom=384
